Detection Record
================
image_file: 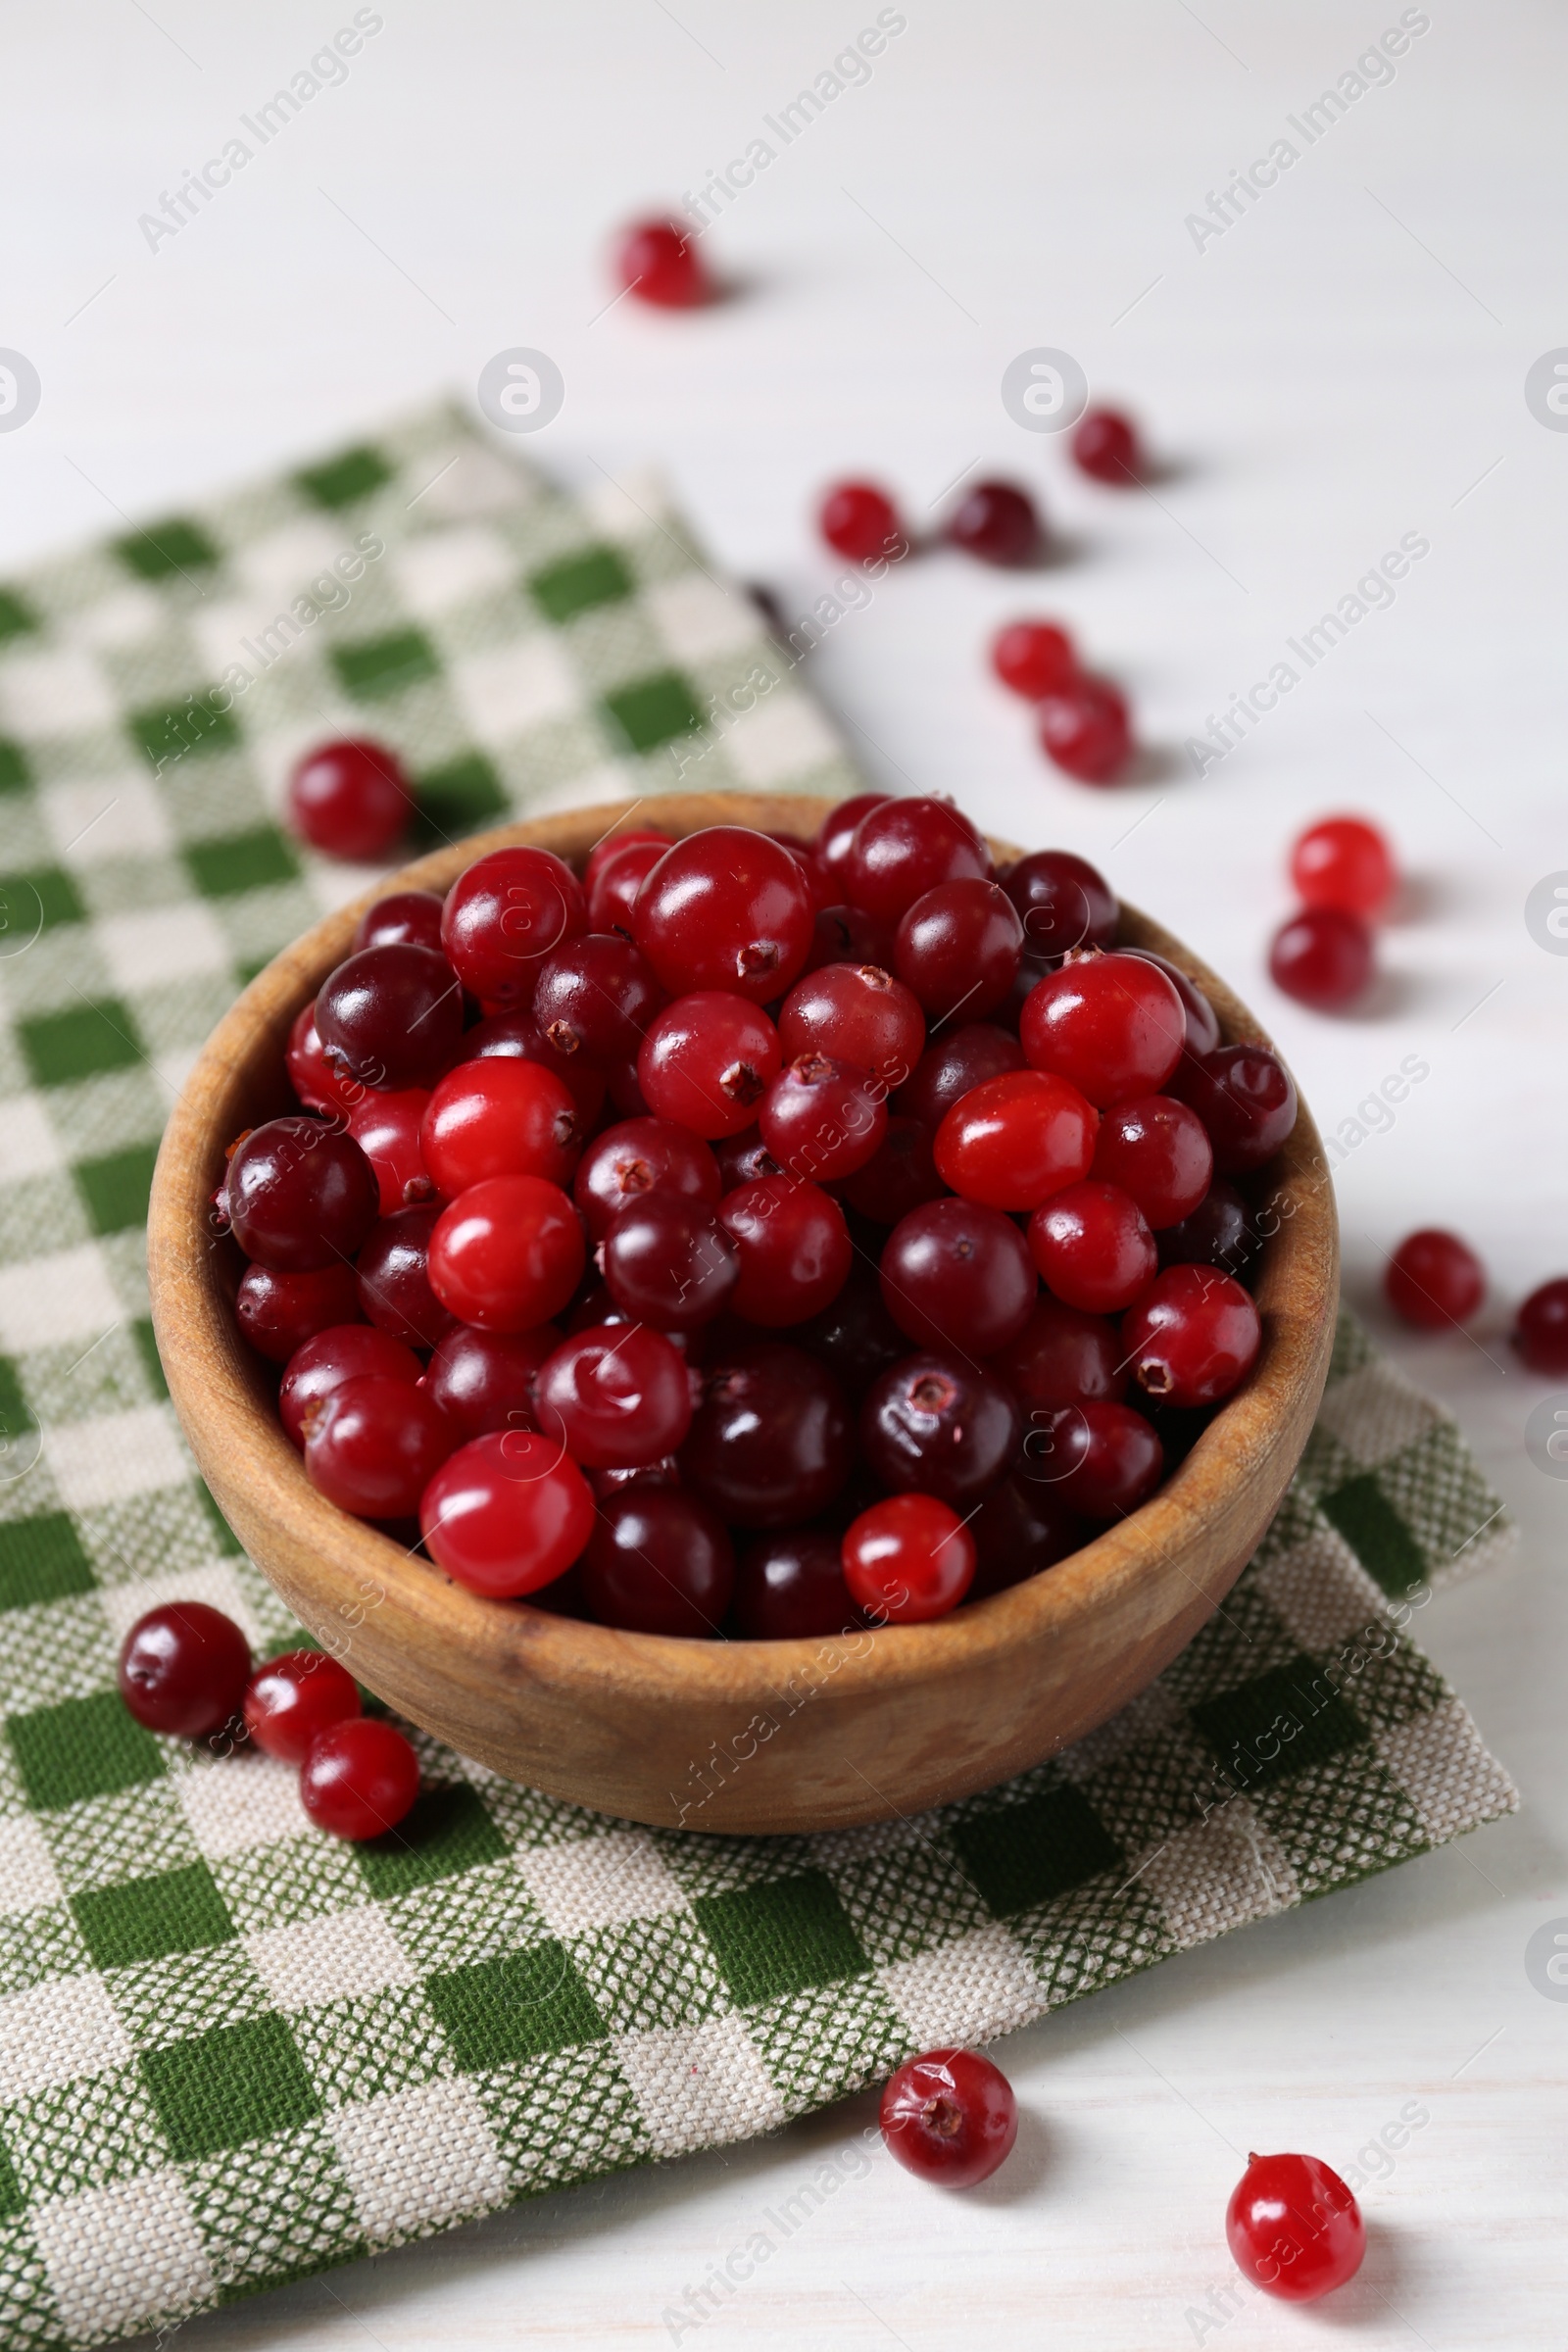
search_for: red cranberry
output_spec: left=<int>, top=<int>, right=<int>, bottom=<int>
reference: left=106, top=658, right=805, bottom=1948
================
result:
left=1290, top=816, right=1396, bottom=917
left=712, top=1126, right=781, bottom=1191
left=440, top=847, right=586, bottom=1009
left=226, top=1118, right=378, bottom=1272
left=588, top=837, right=670, bottom=934
left=1227, top=2151, right=1365, bottom=2302
left=1385, top=1229, right=1485, bottom=1329
left=343, top=1087, right=433, bottom=1217
left=1158, top=1177, right=1259, bottom=1281
left=235, top=1261, right=364, bottom=1363
left=581, top=1489, right=734, bottom=1637
left=1090, top=1094, right=1212, bottom=1229
left=991, top=619, right=1078, bottom=700
left=894, top=880, right=1023, bottom=1022
left=1122, top=1264, right=1261, bottom=1407
left=933, top=1069, right=1098, bottom=1213
left=842, top=798, right=991, bottom=928
left=880, top=2048, right=1017, bottom=2184
left=759, top=1054, right=887, bottom=1183
left=1021, top=952, right=1185, bottom=1107
left=793, top=1264, right=907, bottom=1390
left=638, top=992, right=782, bottom=1140
left=356, top=1203, right=459, bottom=1348
left=287, top=738, right=413, bottom=860
left=1028, top=1179, right=1157, bottom=1314
left=731, top=1526, right=860, bottom=1639
left=243, top=1649, right=360, bottom=1763
left=1071, top=407, right=1142, bottom=485
left=862, top=1352, right=1022, bottom=1505
left=303, top=1374, right=455, bottom=1518
left=573, top=1116, right=720, bottom=1242
left=841, top=1495, right=975, bottom=1623
left=419, top=1322, right=558, bottom=1442
left=427, top=1175, right=585, bottom=1331
left=1269, top=906, right=1374, bottom=1011
left=353, top=888, right=445, bottom=956
left=119, top=1603, right=251, bottom=1739
left=778, top=961, right=924, bottom=1087
left=946, top=480, right=1041, bottom=566
left=839, top=1117, right=946, bottom=1225
left=420, top=1430, right=595, bottom=1595
left=633, top=827, right=813, bottom=1004
left=280, top=1325, right=421, bottom=1448
left=1169, top=1045, right=1298, bottom=1174
left=1119, top=948, right=1221, bottom=1058
left=316, top=945, right=464, bottom=1091
left=461, top=1010, right=607, bottom=1130
left=968, top=1472, right=1086, bottom=1597
left=617, top=216, right=709, bottom=308
left=680, top=1341, right=853, bottom=1528
left=818, top=481, right=908, bottom=564
left=1512, top=1278, right=1568, bottom=1374
left=993, top=1294, right=1127, bottom=1409
left=421, top=1056, right=579, bottom=1197
left=804, top=904, right=894, bottom=973
left=1038, top=677, right=1132, bottom=783
left=880, top=1197, right=1037, bottom=1356
left=1020, top=1400, right=1163, bottom=1518
left=300, top=1718, right=419, bottom=1842
left=535, top=1323, right=692, bottom=1467
left=719, top=1174, right=852, bottom=1326
left=1002, top=849, right=1118, bottom=961
left=286, top=1003, right=356, bottom=1115
left=584, top=826, right=674, bottom=893
left=894, top=1023, right=1026, bottom=1131
left=531, top=933, right=665, bottom=1066
left=813, top=793, right=891, bottom=897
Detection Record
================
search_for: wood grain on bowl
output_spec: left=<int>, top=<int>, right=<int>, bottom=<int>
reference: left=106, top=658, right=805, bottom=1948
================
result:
left=147, top=794, right=1339, bottom=1834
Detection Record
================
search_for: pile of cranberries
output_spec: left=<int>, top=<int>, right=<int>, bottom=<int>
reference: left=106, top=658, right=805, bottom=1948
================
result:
left=222, top=794, right=1295, bottom=1640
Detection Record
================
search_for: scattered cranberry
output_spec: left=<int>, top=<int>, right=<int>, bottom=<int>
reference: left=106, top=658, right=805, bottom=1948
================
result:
left=843, top=1494, right=975, bottom=1623
left=681, top=1343, right=852, bottom=1528
left=991, top=620, right=1078, bottom=700
left=993, top=1294, right=1127, bottom=1410
left=731, top=1526, right=860, bottom=1639
left=441, top=847, right=586, bottom=1009
left=420, top=1431, right=595, bottom=1595
left=819, top=481, right=907, bottom=564
left=119, top=1603, right=251, bottom=1739
left=880, top=2048, right=1017, bottom=2185
left=300, top=1717, right=420, bottom=1842
left=603, top=1193, right=741, bottom=1331
left=1002, top=850, right=1117, bottom=961
left=1020, top=1399, right=1163, bottom=1518
left=1071, top=407, right=1142, bottom=485
left=632, top=827, right=813, bottom=1004
left=243, top=1649, right=360, bottom=1763
left=862, top=1353, right=1022, bottom=1505
left=933, top=1069, right=1098, bottom=1213
left=880, top=1196, right=1038, bottom=1356
left=346, top=1087, right=434, bottom=1215
left=280, top=1324, right=421, bottom=1448
left=1122, top=1264, right=1261, bottom=1407
left=946, top=480, right=1041, bottom=566
left=778, top=960, right=924, bottom=1087
left=617, top=216, right=710, bottom=308
left=427, top=1175, right=585, bottom=1331
left=1170, top=1045, right=1298, bottom=1174
left=1091, top=1095, right=1212, bottom=1229
left=895, top=1023, right=1026, bottom=1131
left=581, top=1488, right=734, bottom=1636
left=1022, top=953, right=1184, bottom=1108
left=639, top=992, right=782, bottom=1140
left=895, top=881, right=1023, bottom=1021
left=1028, top=1180, right=1157, bottom=1314
left=356, top=1203, right=458, bottom=1348
left=759, top=1054, right=887, bottom=1183
left=1227, top=2151, right=1365, bottom=2302
left=719, top=1173, right=853, bottom=1325
left=842, top=798, right=991, bottom=927
left=353, top=888, right=445, bottom=955
left=235, top=1261, right=364, bottom=1363
left=1269, top=905, right=1375, bottom=1012
left=1512, top=1278, right=1568, bottom=1374
left=419, top=1322, right=557, bottom=1442
left=535, top=1323, right=692, bottom=1467
left=420, top=1055, right=579, bottom=1197
left=573, top=1116, right=720, bottom=1242
left=287, top=739, right=413, bottom=861
left=1038, top=677, right=1133, bottom=783
left=1385, top=1229, right=1485, bottom=1329
left=304, top=1375, right=456, bottom=1518
left=1290, top=816, right=1396, bottom=917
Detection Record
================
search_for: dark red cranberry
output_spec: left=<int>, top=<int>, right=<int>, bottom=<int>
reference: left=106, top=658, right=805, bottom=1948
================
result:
left=1121, top=1264, right=1261, bottom=1407
left=992, top=1294, right=1127, bottom=1410
left=1021, top=952, right=1185, bottom=1107
left=731, top=1526, right=861, bottom=1639
left=280, top=1324, right=421, bottom=1448
left=235, top=1261, right=364, bottom=1363
left=793, top=1264, right=908, bottom=1390
left=587, top=837, right=670, bottom=935
left=680, top=1341, right=853, bottom=1528
left=617, top=216, right=710, bottom=308
left=535, top=1323, right=693, bottom=1467
left=531, top=933, right=665, bottom=1066
left=1028, top=1180, right=1157, bottom=1314
left=573, top=1116, right=721, bottom=1242
left=226, top=1118, right=378, bottom=1272
left=304, top=1374, right=455, bottom=1518
left=946, top=480, right=1041, bottom=565
left=819, top=481, right=908, bottom=564
left=894, top=1023, right=1026, bottom=1130
left=582, top=1489, right=734, bottom=1636
left=991, top=619, right=1078, bottom=700
left=428, top=1175, right=585, bottom=1331
left=1091, top=1095, right=1212, bottom=1229
left=632, top=827, right=814, bottom=1004
left=345, top=1086, right=434, bottom=1214
left=357, top=1203, right=459, bottom=1348
left=861, top=1352, right=1021, bottom=1505
left=839, top=1117, right=946, bottom=1224
left=287, top=738, right=413, bottom=860
left=440, top=846, right=587, bottom=1009
left=1037, top=678, right=1133, bottom=784
left=933, top=1069, right=1099, bottom=1212
left=119, top=1603, right=251, bottom=1739
left=1169, top=1046, right=1298, bottom=1174
left=841, top=1494, right=975, bottom=1622
left=1514, top=1279, right=1568, bottom=1374
left=602, top=1193, right=740, bottom=1332
left=420, top=1056, right=579, bottom=1197
left=813, top=793, right=892, bottom=898
left=719, top=1174, right=852, bottom=1326
left=894, top=881, right=1023, bottom=1021
left=711, top=1126, right=781, bottom=1191
left=1018, top=1400, right=1163, bottom=1519
left=880, top=1197, right=1037, bottom=1356
left=638, top=992, right=782, bottom=1140
left=804, top=904, right=893, bottom=973
left=880, top=2048, right=1017, bottom=2184
left=1158, top=1178, right=1259, bottom=1281
left=352, top=889, right=445, bottom=956
left=759, top=1054, right=887, bottom=1183
left=300, top=1718, right=419, bottom=1841
left=1072, top=407, right=1142, bottom=484
left=843, top=798, right=991, bottom=927
left=243, top=1650, right=360, bottom=1763
left=967, top=1473, right=1085, bottom=1598
left=778, top=960, right=924, bottom=1087
left=461, top=1010, right=607, bottom=1129
left=1001, top=850, right=1117, bottom=962
left=418, top=1322, right=558, bottom=1443
left=1120, top=948, right=1222, bottom=1059
left=1385, top=1230, right=1485, bottom=1329
left=1269, top=906, right=1374, bottom=1011
left=316, top=945, right=464, bottom=1090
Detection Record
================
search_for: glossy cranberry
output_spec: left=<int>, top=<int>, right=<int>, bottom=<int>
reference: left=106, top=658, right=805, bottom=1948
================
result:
left=1028, top=1180, right=1157, bottom=1314
left=1169, top=1045, right=1298, bottom=1174
left=731, top=1527, right=860, bottom=1639
left=1227, top=2151, right=1365, bottom=2302
left=1512, top=1278, right=1568, bottom=1374
left=1091, top=1094, right=1212, bottom=1229
left=421, top=1429, right=595, bottom=1594
left=1158, top=1177, right=1259, bottom=1281
left=353, top=889, right=445, bottom=956
left=819, top=481, right=908, bottom=564
left=862, top=1353, right=1021, bottom=1505
left=712, top=1126, right=781, bottom=1191
left=993, top=1294, right=1127, bottom=1409
left=355, top=1204, right=457, bottom=1348
left=794, top=1264, right=908, bottom=1390
left=804, top=904, right=894, bottom=973
left=304, top=1374, right=455, bottom=1518
left=813, top=793, right=892, bottom=898
left=881, top=1197, right=1037, bottom=1355
left=602, top=1194, right=741, bottom=1332
left=573, top=1117, right=720, bottom=1242
left=1122, top=1264, right=1261, bottom=1407
left=243, top=1649, right=360, bottom=1763
left=991, top=619, right=1078, bottom=700
left=300, top=1718, right=420, bottom=1842
left=419, top=1322, right=556, bottom=1442
left=759, top=1054, right=887, bottom=1183
left=531, top=933, right=665, bottom=1066
left=1384, top=1229, right=1485, bottom=1329
left=316, top=945, right=464, bottom=1091
left=843, top=798, right=991, bottom=927
left=681, top=1342, right=853, bottom=1528
left=1019, top=1400, right=1163, bottom=1518
left=581, top=1489, right=734, bottom=1637
left=894, top=1023, right=1027, bottom=1130
left=1120, top=948, right=1221, bottom=1059
left=893, top=880, right=1023, bottom=1024
left=632, top=827, right=813, bottom=1004
left=587, top=836, right=670, bottom=935
left=968, top=1472, right=1086, bottom=1597
left=880, top=2048, right=1017, bottom=2183
left=119, top=1603, right=251, bottom=1739
left=420, top=1056, right=579, bottom=1198
left=287, top=738, right=413, bottom=860
left=1072, top=407, right=1142, bottom=484
left=1021, top=952, right=1185, bottom=1107
left=461, top=1011, right=607, bottom=1130
left=1038, top=677, right=1133, bottom=783
left=584, top=826, right=674, bottom=893
left=345, top=1086, right=434, bottom=1214
left=1290, top=816, right=1396, bottom=917
left=428, top=1176, right=584, bottom=1332
left=236, top=1261, right=364, bottom=1363
left=638, top=993, right=782, bottom=1140
left=778, top=961, right=924, bottom=1087
left=226, top=1117, right=379, bottom=1272
left=440, top=846, right=586, bottom=1010
left=1002, top=849, right=1118, bottom=962
left=934, top=1069, right=1098, bottom=1213
left=719, top=1174, right=852, bottom=1326
left=617, top=216, right=709, bottom=307
left=1269, top=906, right=1374, bottom=1010
left=839, top=1117, right=946, bottom=1224
left=535, top=1323, right=692, bottom=1467
left=842, top=1495, right=975, bottom=1623
left=279, top=1325, right=421, bottom=1448
left=285, top=1003, right=356, bottom=1116
left=946, top=479, right=1041, bottom=566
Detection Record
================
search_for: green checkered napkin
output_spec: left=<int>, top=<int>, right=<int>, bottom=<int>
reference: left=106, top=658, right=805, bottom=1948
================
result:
left=0, top=406, right=1517, bottom=2350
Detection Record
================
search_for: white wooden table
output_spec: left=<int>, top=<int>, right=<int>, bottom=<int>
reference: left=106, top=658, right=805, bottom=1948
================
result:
left=3, top=3, right=1564, bottom=2342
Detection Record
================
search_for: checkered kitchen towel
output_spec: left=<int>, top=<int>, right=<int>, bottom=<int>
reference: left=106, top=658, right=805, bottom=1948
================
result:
left=0, top=406, right=1518, bottom=2348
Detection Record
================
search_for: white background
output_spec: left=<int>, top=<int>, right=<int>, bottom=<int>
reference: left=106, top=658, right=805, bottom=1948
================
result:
left=5, top=2, right=1567, bottom=2344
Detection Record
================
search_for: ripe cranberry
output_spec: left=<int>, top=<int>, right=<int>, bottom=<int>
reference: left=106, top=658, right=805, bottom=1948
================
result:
left=316, top=945, right=464, bottom=1091
left=581, top=1489, right=734, bottom=1637
left=946, top=480, right=1041, bottom=566
left=1038, top=677, right=1133, bottom=783
left=632, top=829, right=816, bottom=1006
left=236, top=1261, right=364, bottom=1363
left=862, top=1353, right=1022, bottom=1505
left=573, top=1116, right=720, bottom=1242
left=843, top=799, right=991, bottom=928
left=532, top=933, right=665, bottom=1066
left=839, top=1117, right=945, bottom=1225
left=1227, top=2151, right=1365, bottom=2302
left=440, top=847, right=586, bottom=1009
left=226, top=1118, right=378, bottom=1272
left=1122, top=1264, right=1261, bottom=1406
left=991, top=619, right=1078, bottom=700
left=778, top=961, right=924, bottom=1087
left=712, top=1126, right=780, bottom=1191
left=818, top=481, right=908, bottom=564
left=1290, top=816, right=1396, bottom=917
left=841, top=1495, right=975, bottom=1623
left=119, top=1603, right=251, bottom=1739
left=813, top=793, right=892, bottom=897
left=1269, top=906, right=1374, bottom=1011
left=602, top=1194, right=740, bottom=1331
left=1512, top=1278, right=1568, bottom=1374
left=933, top=1069, right=1098, bottom=1212
left=804, top=904, right=894, bottom=973
left=353, top=888, right=445, bottom=955
left=304, top=1374, right=456, bottom=1518
left=880, top=2048, right=1017, bottom=2184
left=428, top=1175, right=585, bottom=1331
left=969, top=1472, right=1086, bottom=1597
left=1022, top=953, right=1185, bottom=1108
left=419, top=1322, right=557, bottom=1442
left=617, top=216, right=709, bottom=307
left=287, top=738, right=413, bottom=860
left=794, top=1263, right=907, bottom=1390
left=345, top=1086, right=435, bottom=1218
left=1158, top=1177, right=1258, bottom=1281
left=588, top=837, right=670, bottom=934
left=759, top=1054, right=887, bottom=1183
left=1170, top=1045, right=1298, bottom=1174
left=1002, top=849, right=1117, bottom=961
left=895, top=1023, right=1026, bottom=1130
left=584, top=826, right=674, bottom=893
left=719, top=1174, right=852, bottom=1325
left=894, top=881, right=1023, bottom=1022
left=993, top=1294, right=1127, bottom=1409
left=1028, top=1180, right=1157, bottom=1314
left=1091, top=1095, right=1212, bottom=1229
left=1120, top=948, right=1221, bottom=1058
left=681, top=1342, right=853, bottom=1528
left=535, top=1323, right=692, bottom=1467
left=356, top=1203, right=458, bottom=1348
left=1071, top=407, right=1142, bottom=484
left=461, top=1010, right=607, bottom=1130
left=243, top=1649, right=360, bottom=1763
left=421, top=1056, right=579, bottom=1197
left=880, top=1197, right=1037, bottom=1356
left=731, top=1527, right=860, bottom=1639
left=280, top=1325, right=421, bottom=1448
left=1020, top=1400, right=1163, bottom=1518
left=1385, top=1229, right=1485, bottom=1329
left=300, top=1718, right=420, bottom=1842
left=286, top=1003, right=356, bottom=1115
left=638, top=992, right=782, bottom=1140
left=421, top=1430, right=595, bottom=1595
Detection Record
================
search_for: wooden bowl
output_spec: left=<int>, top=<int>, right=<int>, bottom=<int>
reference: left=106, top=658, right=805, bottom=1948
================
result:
left=148, top=793, right=1338, bottom=1835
